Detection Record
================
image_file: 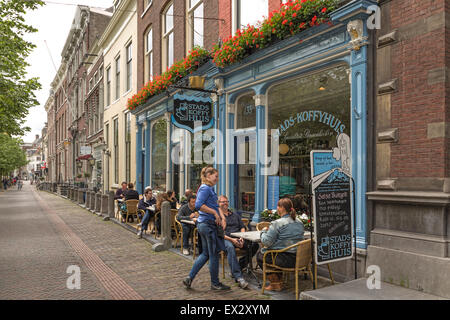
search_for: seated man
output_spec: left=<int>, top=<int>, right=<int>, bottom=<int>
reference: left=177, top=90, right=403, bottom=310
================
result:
left=177, top=195, right=199, bottom=255
left=219, top=195, right=258, bottom=289
left=137, top=187, right=156, bottom=238
left=115, top=181, right=128, bottom=200
left=121, top=183, right=139, bottom=223
left=180, top=189, right=193, bottom=206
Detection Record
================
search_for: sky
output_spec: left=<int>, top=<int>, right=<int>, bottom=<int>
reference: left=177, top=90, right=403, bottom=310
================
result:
left=23, top=0, right=113, bottom=143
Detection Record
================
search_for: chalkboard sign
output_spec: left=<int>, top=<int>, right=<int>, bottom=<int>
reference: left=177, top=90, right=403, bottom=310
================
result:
left=311, top=150, right=353, bottom=265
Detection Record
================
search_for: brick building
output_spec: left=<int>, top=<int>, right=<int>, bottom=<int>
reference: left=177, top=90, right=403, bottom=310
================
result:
left=366, top=0, right=450, bottom=298
left=46, top=6, right=111, bottom=185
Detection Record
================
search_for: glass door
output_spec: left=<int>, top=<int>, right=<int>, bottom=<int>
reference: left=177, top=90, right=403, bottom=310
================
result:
left=233, top=130, right=256, bottom=216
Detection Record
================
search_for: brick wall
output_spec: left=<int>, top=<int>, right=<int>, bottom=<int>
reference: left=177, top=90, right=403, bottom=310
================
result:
left=137, top=0, right=220, bottom=91
left=388, top=0, right=448, bottom=179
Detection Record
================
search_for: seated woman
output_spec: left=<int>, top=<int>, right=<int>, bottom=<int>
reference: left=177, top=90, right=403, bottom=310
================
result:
left=137, top=187, right=157, bottom=238
left=257, top=198, right=304, bottom=292
left=166, top=190, right=178, bottom=209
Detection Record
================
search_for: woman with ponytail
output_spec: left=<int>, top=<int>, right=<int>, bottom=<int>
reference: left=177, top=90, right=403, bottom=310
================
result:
left=257, top=198, right=305, bottom=291
left=183, top=166, right=230, bottom=291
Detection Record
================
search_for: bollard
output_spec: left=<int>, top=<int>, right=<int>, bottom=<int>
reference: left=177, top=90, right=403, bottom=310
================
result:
left=108, top=191, right=115, bottom=219
left=152, top=201, right=171, bottom=252
left=101, top=194, right=109, bottom=216
left=89, top=191, right=95, bottom=210
left=86, top=191, right=91, bottom=209
left=78, top=188, right=84, bottom=205
left=95, top=193, right=101, bottom=213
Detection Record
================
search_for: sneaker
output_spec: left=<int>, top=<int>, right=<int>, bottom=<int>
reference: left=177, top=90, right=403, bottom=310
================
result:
left=211, top=282, right=231, bottom=291
left=183, top=277, right=192, bottom=289
left=137, top=230, right=142, bottom=238
left=237, top=278, right=248, bottom=289
left=183, top=249, right=190, bottom=255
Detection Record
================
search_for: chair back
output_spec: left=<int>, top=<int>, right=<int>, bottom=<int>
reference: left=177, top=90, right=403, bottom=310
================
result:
left=126, top=200, right=139, bottom=214
left=241, top=218, right=249, bottom=231
left=170, top=209, right=179, bottom=226
left=256, top=221, right=270, bottom=231
left=295, top=239, right=312, bottom=269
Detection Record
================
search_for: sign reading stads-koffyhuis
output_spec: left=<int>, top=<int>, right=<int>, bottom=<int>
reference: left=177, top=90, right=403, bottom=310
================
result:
left=171, top=94, right=214, bottom=133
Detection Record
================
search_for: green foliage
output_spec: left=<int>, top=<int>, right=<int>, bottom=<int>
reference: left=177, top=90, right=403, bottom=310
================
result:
left=0, top=0, right=44, bottom=136
left=0, top=133, right=28, bottom=175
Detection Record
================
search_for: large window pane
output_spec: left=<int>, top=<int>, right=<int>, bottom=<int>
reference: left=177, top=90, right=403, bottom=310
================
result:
left=238, top=0, right=268, bottom=28
left=165, top=4, right=173, bottom=33
left=267, top=65, right=351, bottom=209
left=193, top=3, right=203, bottom=47
left=168, top=32, right=174, bottom=67
left=151, top=118, right=167, bottom=191
left=236, top=94, right=256, bottom=129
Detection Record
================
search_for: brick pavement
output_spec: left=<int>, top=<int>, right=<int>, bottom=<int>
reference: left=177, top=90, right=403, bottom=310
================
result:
left=0, top=182, right=270, bottom=300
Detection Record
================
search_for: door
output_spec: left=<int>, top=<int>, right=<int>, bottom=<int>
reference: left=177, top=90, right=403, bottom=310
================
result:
left=233, top=129, right=256, bottom=216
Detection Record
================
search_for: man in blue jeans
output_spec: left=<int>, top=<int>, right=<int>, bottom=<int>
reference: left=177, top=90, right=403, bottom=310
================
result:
left=219, top=195, right=257, bottom=289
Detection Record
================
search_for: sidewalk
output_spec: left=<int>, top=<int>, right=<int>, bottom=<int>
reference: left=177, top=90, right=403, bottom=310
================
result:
left=35, top=187, right=271, bottom=300
left=51, top=187, right=334, bottom=300
left=300, top=278, right=448, bottom=300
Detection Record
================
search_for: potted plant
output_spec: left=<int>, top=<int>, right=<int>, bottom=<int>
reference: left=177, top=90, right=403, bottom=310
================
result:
left=260, top=208, right=280, bottom=222
left=298, top=212, right=313, bottom=231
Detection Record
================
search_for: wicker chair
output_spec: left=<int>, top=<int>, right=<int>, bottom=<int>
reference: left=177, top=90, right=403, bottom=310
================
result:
left=170, top=209, right=181, bottom=248
left=124, top=200, right=139, bottom=224
left=256, top=221, right=270, bottom=231
left=261, top=239, right=313, bottom=300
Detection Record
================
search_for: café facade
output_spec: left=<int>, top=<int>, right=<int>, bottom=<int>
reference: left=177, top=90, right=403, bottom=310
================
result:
left=131, top=0, right=377, bottom=280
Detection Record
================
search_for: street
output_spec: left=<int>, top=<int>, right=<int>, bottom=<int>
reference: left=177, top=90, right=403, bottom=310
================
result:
left=0, top=181, right=269, bottom=300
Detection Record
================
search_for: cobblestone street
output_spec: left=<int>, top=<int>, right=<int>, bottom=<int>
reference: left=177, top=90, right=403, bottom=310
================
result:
left=0, top=182, right=272, bottom=300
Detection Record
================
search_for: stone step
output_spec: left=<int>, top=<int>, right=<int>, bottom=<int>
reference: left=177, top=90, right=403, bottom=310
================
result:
left=300, top=278, right=447, bottom=300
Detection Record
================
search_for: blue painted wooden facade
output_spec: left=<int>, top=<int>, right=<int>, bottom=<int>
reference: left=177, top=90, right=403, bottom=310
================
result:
left=131, top=0, right=376, bottom=249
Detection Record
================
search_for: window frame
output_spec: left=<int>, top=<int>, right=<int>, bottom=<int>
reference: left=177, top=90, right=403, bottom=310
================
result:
left=125, top=42, right=132, bottom=92
left=115, top=55, right=121, bottom=100
left=145, top=27, right=153, bottom=83
left=162, top=2, right=174, bottom=71
left=186, top=0, right=204, bottom=51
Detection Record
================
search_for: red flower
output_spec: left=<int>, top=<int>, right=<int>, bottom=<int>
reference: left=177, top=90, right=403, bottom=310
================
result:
left=321, top=7, right=327, bottom=13
left=282, top=19, right=288, bottom=25
left=292, top=12, right=297, bottom=18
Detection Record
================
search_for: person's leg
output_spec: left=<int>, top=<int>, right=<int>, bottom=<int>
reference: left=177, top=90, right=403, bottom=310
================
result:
left=188, top=224, right=210, bottom=281
left=224, top=240, right=243, bottom=280
left=182, top=223, right=191, bottom=250
left=141, top=211, right=151, bottom=231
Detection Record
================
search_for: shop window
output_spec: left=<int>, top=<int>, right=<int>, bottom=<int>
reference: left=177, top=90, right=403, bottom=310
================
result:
left=151, top=118, right=167, bottom=191
left=236, top=93, right=256, bottom=129
left=267, top=65, right=351, bottom=209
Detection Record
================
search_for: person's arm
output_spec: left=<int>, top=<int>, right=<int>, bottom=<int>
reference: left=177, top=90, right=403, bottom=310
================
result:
left=260, top=222, right=279, bottom=248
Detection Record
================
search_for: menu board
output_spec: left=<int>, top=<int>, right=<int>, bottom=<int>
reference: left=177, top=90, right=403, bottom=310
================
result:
left=311, top=150, right=353, bottom=265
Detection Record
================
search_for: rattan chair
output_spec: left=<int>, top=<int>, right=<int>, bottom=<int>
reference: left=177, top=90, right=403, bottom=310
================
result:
left=261, top=239, right=313, bottom=300
left=170, top=209, right=181, bottom=248
left=124, top=200, right=139, bottom=224
left=256, top=221, right=270, bottom=231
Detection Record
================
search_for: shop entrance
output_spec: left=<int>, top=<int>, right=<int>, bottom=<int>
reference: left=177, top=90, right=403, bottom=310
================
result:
left=233, top=129, right=256, bottom=216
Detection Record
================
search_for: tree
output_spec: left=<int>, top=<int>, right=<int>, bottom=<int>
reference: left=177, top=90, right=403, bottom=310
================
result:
left=0, top=133, right=28, bottom=177
left=0, top=0, right=44, bottom=137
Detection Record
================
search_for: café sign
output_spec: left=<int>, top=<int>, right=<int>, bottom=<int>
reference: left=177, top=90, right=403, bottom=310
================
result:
left=171, top=94, right=214, bottom=133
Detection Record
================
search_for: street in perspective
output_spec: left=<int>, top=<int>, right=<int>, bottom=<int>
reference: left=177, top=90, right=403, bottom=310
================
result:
left=0, top=0, right=449, bottom=307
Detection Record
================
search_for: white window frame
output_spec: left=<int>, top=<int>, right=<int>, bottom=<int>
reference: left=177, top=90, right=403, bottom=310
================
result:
left=125, top=41, right=132, bottom=92
left=162, top=2, right=174, bottom=71
left=145, top=27, right=153, bottom=82
left=186, top=0, right=204, bottom=52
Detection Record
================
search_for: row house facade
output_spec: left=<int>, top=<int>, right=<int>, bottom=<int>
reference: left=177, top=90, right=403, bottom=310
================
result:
left=46, top=5, right=112, bottom=186
left=44, top=0, right=450, bottom=298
